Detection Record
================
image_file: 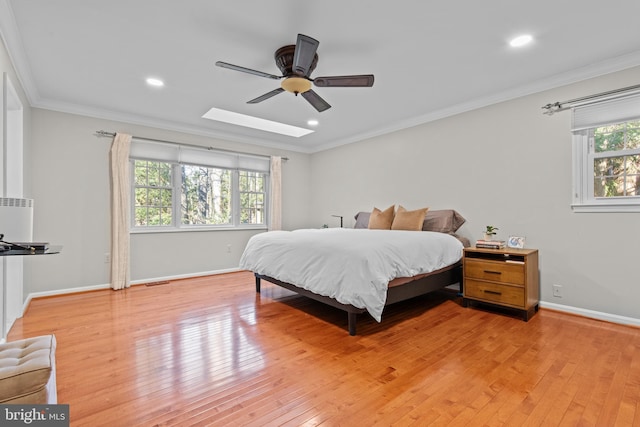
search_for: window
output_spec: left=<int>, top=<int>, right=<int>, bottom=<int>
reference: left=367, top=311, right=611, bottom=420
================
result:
left=591, top=121, right=640, bottom=197
left=181, top=165, right=232, bottom=225
left=572, top=92, right=640, bottom=212
left=134, top=160, right=173, bottom=226
left=239, top=171, right=266, bottom=224
left=130, top=140, right=270, bottom=230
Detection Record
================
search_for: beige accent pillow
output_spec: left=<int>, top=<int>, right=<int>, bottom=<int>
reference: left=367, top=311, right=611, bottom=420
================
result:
left=368, top=205, right=395, bottom=229
left=392, top=205, right=429, bottom=231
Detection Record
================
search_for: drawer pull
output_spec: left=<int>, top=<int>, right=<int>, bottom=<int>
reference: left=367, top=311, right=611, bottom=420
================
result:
left=484, top=270, right=502, bottom=275
left=484, top=290, right=502, bottom=295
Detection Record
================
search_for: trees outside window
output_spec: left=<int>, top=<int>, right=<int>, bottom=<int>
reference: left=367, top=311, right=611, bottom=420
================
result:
left=132, top=159, right=268, bottom=229
left=591, top=120, right=640, bottom=198
left=571, top=92, right=640, bottom=212
left=134, top=160, right=173, bottom=226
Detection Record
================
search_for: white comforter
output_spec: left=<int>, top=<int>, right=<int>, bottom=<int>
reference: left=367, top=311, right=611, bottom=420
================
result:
left=239, top=228, right=463, bottom=322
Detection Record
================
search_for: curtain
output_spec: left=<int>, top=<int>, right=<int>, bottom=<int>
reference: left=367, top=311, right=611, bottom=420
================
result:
left=269, top=156, right=282, bottom=231
left=110, top=133, right=132, bottom=290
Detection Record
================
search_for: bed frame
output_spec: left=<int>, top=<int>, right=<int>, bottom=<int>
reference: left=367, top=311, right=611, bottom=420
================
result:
left=254, top=261, right=462, bottom=335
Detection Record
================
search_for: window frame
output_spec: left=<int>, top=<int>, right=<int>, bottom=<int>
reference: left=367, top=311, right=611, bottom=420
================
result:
left=131, top=159, right=177, bottom=228
left=571, top=94, right=640, bottom=213
left=130, top=157, right=270, bottom=233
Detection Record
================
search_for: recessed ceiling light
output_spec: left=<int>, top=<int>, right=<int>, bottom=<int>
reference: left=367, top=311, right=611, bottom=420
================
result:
left=509, top=34, right=533, bottom=48
left=307, top=119, right=319, bottom=126
left=202, top=107, right=314, bottom=137
left=146, top=77, right=164, bottom=87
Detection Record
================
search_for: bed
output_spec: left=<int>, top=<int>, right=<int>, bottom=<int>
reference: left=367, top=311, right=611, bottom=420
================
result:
left=240, top=209, right=469, bottom=335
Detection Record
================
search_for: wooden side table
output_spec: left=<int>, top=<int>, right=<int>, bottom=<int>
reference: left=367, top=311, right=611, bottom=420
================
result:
left=463, top=247, right=539, bottom=320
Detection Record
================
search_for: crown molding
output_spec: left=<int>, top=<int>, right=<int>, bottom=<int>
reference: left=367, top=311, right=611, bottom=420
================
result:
left=312, top=49, right=640, bottom=153
left=2, top=0, right=640, bottom=154
left=32, top=97, right=317, bottom=154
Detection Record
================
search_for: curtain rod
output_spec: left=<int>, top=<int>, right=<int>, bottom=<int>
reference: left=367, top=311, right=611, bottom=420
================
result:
left=94, top=130, right=288, bottom=161
left=541, top=83, right=640, bottom=115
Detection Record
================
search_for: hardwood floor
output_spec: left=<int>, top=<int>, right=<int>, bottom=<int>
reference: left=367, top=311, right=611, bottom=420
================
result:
left=8, top=271, right=640, bottom=426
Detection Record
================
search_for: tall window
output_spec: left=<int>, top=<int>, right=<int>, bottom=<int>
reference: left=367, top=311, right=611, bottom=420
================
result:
left=134, top=160, right=173, bottom=226
left=572, top=92, right=640, bottom=212
left=130, top=139, right=270, bottom=230
left=239, top=171, right=266, bottom=224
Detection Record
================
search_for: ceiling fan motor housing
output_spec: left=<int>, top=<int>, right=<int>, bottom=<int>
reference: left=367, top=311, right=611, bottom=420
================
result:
left=275, top=45, right=318, bottom=77
left=275, top=45, right=318, bottom=94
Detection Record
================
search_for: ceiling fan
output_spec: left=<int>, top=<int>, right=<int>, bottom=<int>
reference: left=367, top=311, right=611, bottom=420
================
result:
left=215, top=34, right=374, bottom=112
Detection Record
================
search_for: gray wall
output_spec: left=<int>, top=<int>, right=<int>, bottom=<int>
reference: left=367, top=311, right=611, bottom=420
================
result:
left=309, top=65, right=640, bottom=320
left=7, top=24, right=640, bottom=323
left=26, top=109, right=311, bottom=293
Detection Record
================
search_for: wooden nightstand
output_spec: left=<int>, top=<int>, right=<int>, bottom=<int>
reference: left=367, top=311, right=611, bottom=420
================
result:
left=463, top=247, right=539, bottom=320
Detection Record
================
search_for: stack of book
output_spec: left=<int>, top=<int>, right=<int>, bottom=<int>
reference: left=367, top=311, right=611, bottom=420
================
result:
left=475, top=239, right=505, bottom=249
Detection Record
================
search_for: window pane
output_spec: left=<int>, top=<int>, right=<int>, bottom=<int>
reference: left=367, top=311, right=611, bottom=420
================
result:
left=134, top=162, right=149, bottom=185
left=135, top=188, right=148, bottom=205
left=160, top=207, right=172, bottom=226
left=593, top=157, right=623, bottom=177
left=593, top=155, right=640, bottom=197
left=239, top=170, right=266, bottom=225
left=148, top=188, right=161, bottom=206
left=158, top=163, right=172, bottom=187
left=594, top=125, right=625, bottom=152
left=148, top=163, right=160, bottom=186
left=181, top=165, right=232, bottom=225
left=628, top=121, right=640, bottom=150
left=135, top=207, right=148, bottom=226
left=594, top=121, right=640, bottom=153
left=626, top=155, right=640, bottom=196
left=148, top=208, right=161, bottom=225
left=133, top=160, right=173, bottom=228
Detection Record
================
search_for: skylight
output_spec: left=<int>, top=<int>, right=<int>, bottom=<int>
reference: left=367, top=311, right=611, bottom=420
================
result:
left=202, top=107, right=314, bottom=137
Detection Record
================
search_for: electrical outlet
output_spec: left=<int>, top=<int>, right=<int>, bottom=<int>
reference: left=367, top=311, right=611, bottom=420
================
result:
left=104, top=253, right=111, bottom=264
left=552, top=284, right=562, bottom=298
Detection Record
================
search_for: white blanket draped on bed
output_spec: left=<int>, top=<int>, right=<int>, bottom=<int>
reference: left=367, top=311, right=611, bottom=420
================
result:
left=239, top=228, right=464, bottom=322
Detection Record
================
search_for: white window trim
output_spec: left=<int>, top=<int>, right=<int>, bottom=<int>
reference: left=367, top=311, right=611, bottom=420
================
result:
left=571, top=92, right=640, bottom=213
left=129, top=138, right=271, bottom=231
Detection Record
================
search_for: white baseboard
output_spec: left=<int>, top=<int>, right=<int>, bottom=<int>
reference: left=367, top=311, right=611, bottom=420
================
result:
left=540, top=301, right=640, bottom=328
left=21, top=267, right=242, bottom=315
left=19, top=273, right=639, bottom=331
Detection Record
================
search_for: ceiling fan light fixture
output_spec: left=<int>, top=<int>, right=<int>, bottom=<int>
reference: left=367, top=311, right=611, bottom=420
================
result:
left=281, top=77, right=312, bottom=94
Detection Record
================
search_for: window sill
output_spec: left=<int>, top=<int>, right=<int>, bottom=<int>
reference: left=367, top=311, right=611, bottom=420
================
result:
left=130, top=225, right=268, bottom=234
left=572, top=203, right=640, bottom=213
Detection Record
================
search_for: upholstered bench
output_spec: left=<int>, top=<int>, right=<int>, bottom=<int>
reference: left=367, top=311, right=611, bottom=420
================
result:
left=0, top=335, right=57, bottom=404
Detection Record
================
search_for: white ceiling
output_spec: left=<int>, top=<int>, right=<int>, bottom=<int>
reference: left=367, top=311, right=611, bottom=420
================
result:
left=1, top=1, right=640, bottom=153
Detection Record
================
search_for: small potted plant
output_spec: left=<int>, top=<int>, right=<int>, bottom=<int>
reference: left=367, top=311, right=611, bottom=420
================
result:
left=484, top=225, right=498, bottom=241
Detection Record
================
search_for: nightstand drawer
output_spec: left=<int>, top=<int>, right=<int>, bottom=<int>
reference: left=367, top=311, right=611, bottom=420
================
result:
left=464, top=259, right=524, bottom=285
left=464, top=279, right=524, bottom=307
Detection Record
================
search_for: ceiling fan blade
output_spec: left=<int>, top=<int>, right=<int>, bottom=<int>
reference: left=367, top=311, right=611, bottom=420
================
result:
left=313, top=75, right=375, bottom=87
left=301, top=90, right=331, bottom=112
left=293, top=34, right=319, bottom=77
left=216, top=61, right=282, bottom=80
left=247, top=88, right=285, bottom=104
